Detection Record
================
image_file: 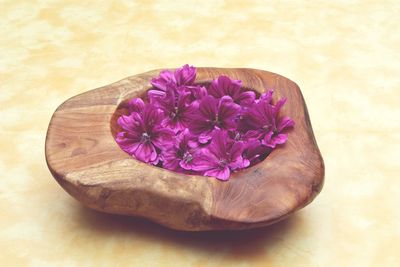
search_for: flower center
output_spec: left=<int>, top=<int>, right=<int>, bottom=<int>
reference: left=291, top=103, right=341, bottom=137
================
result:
left=218, top=158, right=228, bottom=168
left=170, top=107, right=179, bottom=120
left=234, top=132, right=241, bottom=141
left=182, top=151, right=193, bottom=163
left=141, top=132, right=151, bottom=142
left=212, top=113, right=221, bottom=126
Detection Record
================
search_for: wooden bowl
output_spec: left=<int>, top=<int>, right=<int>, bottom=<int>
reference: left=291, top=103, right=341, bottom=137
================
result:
left=45, top=68, right=324, bottom=231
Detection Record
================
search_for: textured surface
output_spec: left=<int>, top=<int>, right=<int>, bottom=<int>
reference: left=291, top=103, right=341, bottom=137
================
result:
left=1, top=0, right=399, bottom=265
left=45, top=68, right=324, bottom=231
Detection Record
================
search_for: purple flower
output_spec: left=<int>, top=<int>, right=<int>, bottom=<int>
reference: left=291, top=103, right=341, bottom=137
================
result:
left=116, top=105, right=174, bottom=164
left=148, top=64, right=196, bottom=100
left=189, top=95, right=241, bottom=143
left=262, top=115, right=295, bottom=148
left=192, top=130, right=249, bottom=180
left=153, top=85, right=195, bottom=131
left=208, top=75, right=256, bottom=106
left=161, top=129, right=201, bottom=172
left=240, top=91, right=294, bottom=148
left=115, top=65, right=295, bottom=181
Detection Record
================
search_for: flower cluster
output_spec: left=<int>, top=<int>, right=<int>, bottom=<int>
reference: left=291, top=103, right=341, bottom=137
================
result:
left=116, top=65, right=294, bottom=181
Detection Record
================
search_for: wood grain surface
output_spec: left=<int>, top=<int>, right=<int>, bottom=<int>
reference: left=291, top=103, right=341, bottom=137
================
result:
left=45, top=68, right=324, bottom=231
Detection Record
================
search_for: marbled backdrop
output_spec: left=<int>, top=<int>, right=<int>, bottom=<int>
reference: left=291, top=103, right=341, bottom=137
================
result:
left=0, top=0, right=399, bottom=266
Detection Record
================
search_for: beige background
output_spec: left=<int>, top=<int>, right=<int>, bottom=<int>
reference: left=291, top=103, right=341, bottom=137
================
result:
left=1, top=0, right=399, bottom=266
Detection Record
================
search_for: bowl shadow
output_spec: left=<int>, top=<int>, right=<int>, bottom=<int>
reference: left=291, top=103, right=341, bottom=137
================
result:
left=73, top=203, right=303, bottom=260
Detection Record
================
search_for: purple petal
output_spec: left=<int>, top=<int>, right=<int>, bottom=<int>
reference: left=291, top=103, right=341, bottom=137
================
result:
left=230, top=141, right=244, bottom=160
left=273, top=98, right=287, bottom=116
left=189, top=85, right=208, bottom=100
left=179, top=160, right=195, bottom=170
left=243, top=130, right=263, bottom=140
left=128, top=98, right=145, bottom=114
left=190, top=121, right=213, bottom=136
left=204, top=166, right=230, bottom=181
left=218, top=97, right=240, bottom=129
left=259, top=90, right=273, bottom=103
left=187, top=140, right=198, bottom=148
left=239, top=103, right=267, bottom=130
left=152, top=126, right=174, bottom=148
left=188, top=96, right=219, bottom=135
left=199, top=95, right=218, bottom=119
left=191, top=149, right=219, bottom=171
left=277, top=116, right=295, bottom=132
left=162, top=150, right=180, bottom=171
left=208, top=78, right=224, bottom=98
left=174, top=64, right=196, bottom=86
left=243, top=140, right=269, bottom=163
left=238, top=91, right=256, bottom=106
left=179, top=129, right=199, bottom=149
left=190, top=157, right=213, bottom=171
left=262, top=132, right=288, bottom=148
left=117, top=113, right=142, bottom=132
left=220, top=76, right=242, bottom=96
left=134, top=142, right=157, bottom=163
left=151, top=70, right=176, bottom=90
left=115, top=132, right=141, bottom=154
left=261, top=131, right=274, bottom=147
left=142, top=106, right=163, bottom=130
left=273, top=134, right=288, bottom=145
left=148, top=89, right=166, bottom=103
left=229, top=155, right=250, bottom=170
left=207, top=129, right=228, bottom=158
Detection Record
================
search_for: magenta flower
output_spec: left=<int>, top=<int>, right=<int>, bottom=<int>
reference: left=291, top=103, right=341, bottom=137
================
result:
left=189, top=95, right=241, bottom=143
left=262, top=115, right=295, bottom=148
left=193, top=130, right=249, bottom=180
left=208, top=75, right=256, bottom=106
left=116, top=105, right=174, bottom=164
left=153, top=85, right=195, bottom=131
left=161, top=129, right=201, bottom=172
left=148, top=64, right=196, bottom=100
left=240, top=91, right=294, bottom=148
left=116, top=65, right=295, bottom=181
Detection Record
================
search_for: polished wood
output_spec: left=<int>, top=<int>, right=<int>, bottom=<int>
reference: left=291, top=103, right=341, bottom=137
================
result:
left=45, top=68, right=324, bottom=231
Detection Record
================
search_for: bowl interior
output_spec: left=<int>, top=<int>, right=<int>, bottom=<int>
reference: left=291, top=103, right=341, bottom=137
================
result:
left=109, top=81, right=274, bottom=178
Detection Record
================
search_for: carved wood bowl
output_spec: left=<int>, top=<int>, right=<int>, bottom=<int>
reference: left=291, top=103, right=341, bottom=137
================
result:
left=45, top=68, right=324, bottom=231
